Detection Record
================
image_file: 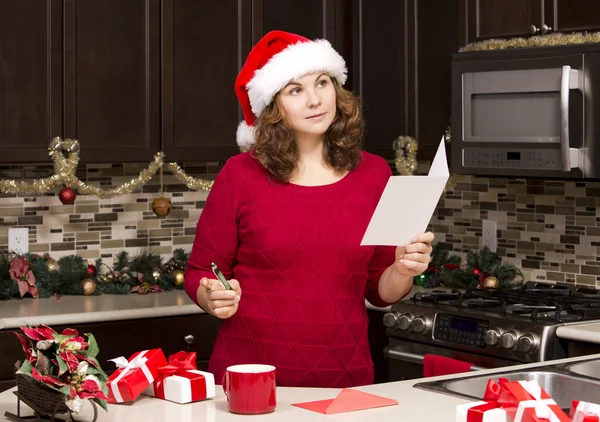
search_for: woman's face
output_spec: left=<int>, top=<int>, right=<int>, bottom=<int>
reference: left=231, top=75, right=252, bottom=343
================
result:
left=277, top=72, right=336, bottom=140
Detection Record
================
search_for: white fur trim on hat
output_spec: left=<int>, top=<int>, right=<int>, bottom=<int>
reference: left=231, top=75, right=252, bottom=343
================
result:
left=246, top=39, right=347, bottom=117
left=236, top=120, right=255, bottom=150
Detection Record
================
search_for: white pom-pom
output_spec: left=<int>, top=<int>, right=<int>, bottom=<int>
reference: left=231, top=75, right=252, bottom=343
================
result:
left=236, top=121, right=255, bottom=151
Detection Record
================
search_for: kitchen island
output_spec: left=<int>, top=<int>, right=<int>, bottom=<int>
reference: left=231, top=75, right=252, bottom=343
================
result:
left=1, top=353, right=599, bottom=422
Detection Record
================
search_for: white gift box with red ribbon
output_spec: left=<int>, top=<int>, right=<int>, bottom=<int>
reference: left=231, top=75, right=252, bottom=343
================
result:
left=456, top=400, right=511, bottom=422
left=570, top=400, right=600, bottom=422
left=145, top=370, right=216, bottom=404
left=497, top=380, right=570, bottom=422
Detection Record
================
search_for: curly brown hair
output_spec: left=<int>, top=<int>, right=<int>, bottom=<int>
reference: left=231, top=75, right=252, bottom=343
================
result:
left=250, top=78, right=364, bottom=182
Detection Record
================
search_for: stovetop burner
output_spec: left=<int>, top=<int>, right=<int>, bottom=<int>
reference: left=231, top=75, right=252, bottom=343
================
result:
left=409, top=282, right=600, bottom=323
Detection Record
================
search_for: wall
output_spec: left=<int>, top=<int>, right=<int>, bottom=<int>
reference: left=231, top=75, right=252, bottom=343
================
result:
left=1, top=162, right=599, bottom=288
left=431, top=175, right=600, bottom=288
left=0, top=162, right=216, bottom=264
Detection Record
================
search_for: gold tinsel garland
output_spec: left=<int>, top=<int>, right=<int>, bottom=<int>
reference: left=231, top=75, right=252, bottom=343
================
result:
left=0, top=137, right=217, bottom=198
left=393, top=136, right=418, bottom=176
left=166, top=162, right=214, bottom=192
left=460, top=31, right=600, bottom=53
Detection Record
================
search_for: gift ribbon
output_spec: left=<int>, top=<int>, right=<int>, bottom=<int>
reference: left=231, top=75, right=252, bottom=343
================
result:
left=466, top=401, right=502, bottom=422
left=154, top=351, right=198, bottom=399
left=573, top=401, right=600, bottom=422
left=513, top=381, right=563, bottom=422
left=108, top=350, right=154, bottom=403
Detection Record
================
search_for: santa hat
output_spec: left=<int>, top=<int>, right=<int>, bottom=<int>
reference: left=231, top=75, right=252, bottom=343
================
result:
left=234, top=30, right=347, bottom=150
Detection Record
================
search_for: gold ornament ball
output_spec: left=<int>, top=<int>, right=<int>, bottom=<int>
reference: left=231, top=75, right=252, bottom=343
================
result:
left=481, top=276, right=499, bottom=289
left=152, top=197, right=172, bottom=217
left=45, top=259, right=59, bottom=271
left=82, top=278, right=97, bottom=295
left=173, top=269, right=185, bottom=286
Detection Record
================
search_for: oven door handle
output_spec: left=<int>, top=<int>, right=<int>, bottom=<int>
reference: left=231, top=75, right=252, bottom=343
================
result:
left=560, top=65, right=579, bottom=172
left=385, top=346, right=487, bottom=371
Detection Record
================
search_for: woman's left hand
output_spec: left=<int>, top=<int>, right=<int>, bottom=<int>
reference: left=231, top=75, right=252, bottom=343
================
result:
left=394, top=231, right=435, bottom=277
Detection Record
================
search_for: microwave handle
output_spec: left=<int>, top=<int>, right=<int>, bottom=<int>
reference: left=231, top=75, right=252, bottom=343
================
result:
left=560, top=66, right=579, bottom=171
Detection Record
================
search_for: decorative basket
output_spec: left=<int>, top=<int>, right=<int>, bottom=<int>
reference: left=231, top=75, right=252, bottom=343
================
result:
left=14, top=372, right=69, bottom=416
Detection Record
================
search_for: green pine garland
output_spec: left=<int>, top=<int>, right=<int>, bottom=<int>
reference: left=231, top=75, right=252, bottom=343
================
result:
left=413, top=245, right=523, bottom=289
left=0, top=249, right=189, bottom=301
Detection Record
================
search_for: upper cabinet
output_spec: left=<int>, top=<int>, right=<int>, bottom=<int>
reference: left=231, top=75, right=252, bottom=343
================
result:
left=0, top=0, right=160, bottom=164
left=351, top=0, right=459, bottom=161
left=0, top=0, right=456, bottom=164
left=460, top=0, right=600, bottom=46
left=0, top=1, right=62, bottom=163
left=66, top=0, right=161, bottom=163
left=162, top=0, right=341, bottom=162
left=161, top=0, right=250, bottom=162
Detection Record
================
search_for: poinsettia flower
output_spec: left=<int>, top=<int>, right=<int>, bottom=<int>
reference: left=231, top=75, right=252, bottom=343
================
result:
left=65, top=362, right=108, bottom=413
left=59, top=349, right=81, bottom=373
left=20, top=325, right=56, bottom=342
left=10, top=256, right=39, bottom=298
left=31, top=367, right=67, bottom=388
left=62, top=328, right=79, bottom=337
left=14, top=332, right=36, bottom=364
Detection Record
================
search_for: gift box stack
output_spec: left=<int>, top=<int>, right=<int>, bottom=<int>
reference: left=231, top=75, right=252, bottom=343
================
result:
left=106, top=349, right=215, bottom=405
left=456, top=378, right=600, bottom=422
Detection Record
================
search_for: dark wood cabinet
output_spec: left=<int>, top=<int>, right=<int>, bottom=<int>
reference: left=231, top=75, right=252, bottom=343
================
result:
left=0, top=314, right=221, bottom=392
left=0, top=0, right=63, bottom=163
left=64, top=0, right=161, bottom=163
left=162, top=0, right=341, bottom=163
left=0, top=0, right=160, bottom=164
left=351, top=0, right=458, bottom=161
left=161, top=0, right=251, bottom=163
left=460, top=0, right=600, bottom=47
left=545, top=0, right=600, bottom=34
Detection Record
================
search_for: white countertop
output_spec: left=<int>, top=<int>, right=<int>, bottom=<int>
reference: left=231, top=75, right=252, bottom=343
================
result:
left=557, top=322, right=600, bottom=343
left=1, top=353, right=599, bottom=422
left=0, top=286, right=428, bottom=330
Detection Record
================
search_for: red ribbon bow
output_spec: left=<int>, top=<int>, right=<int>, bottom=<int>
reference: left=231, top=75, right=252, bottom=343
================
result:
left=465, top=378, right=509, bottom=422
left=154, top=351, right=198, bottom=397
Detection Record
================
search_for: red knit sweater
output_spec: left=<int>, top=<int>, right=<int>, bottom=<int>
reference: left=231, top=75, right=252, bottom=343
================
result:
left=185, top=151, right=398, bottom=388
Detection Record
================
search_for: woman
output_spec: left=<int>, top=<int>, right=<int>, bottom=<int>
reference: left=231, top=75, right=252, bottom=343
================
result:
left=185, top=30, right=434, bottom=388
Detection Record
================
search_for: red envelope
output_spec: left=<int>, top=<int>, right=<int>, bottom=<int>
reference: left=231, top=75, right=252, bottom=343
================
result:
left=292, top=389, right=398, bottom=414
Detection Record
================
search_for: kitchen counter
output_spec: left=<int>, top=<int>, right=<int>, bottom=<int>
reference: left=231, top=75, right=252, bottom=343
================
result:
left=0, top=286, right=428, bottom=330
left=557, top=322, right=600, bottom=344
left=1, top=353, right=598, bottom=422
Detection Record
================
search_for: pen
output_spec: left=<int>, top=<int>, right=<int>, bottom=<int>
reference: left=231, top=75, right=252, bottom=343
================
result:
left=211, top=262, right=232, bottom=290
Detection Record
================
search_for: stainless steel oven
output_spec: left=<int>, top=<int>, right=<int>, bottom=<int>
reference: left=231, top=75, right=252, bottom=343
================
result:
left=451, top=43, right=600, bottom=179
left=385, top=338, right=513, bottom=381
left=382, top=284, right=600, bottom=382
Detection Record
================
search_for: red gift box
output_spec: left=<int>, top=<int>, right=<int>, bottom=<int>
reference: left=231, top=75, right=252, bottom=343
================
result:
left=570, top=400, right=600, bottom=422
left=107, top=348, right=167, bottom=403
left=144, top=351, right=216, bottom=404
left=496, top=380, right=570, bottom=422
left=456, top=401, right=510, bottom=422
left=456, top=379, right=510, bottom=422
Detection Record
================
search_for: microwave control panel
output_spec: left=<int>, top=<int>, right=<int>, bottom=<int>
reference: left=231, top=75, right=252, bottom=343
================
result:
left=463, top=148, right=562, bottom=169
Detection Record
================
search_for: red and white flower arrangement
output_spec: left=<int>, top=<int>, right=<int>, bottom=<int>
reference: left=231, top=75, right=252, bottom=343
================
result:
left=14, top=324, right=109, bottom=413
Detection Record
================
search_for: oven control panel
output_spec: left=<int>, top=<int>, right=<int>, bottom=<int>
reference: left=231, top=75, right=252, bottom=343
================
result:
left=433, top=314, right=489, bottom=348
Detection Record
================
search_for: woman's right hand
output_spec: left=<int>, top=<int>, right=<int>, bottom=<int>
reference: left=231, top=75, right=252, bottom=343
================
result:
left=199, top=277, right=241, bottom=319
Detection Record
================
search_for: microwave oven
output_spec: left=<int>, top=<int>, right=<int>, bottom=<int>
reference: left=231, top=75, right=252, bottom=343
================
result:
left=451, top=43, right=600, bottom=179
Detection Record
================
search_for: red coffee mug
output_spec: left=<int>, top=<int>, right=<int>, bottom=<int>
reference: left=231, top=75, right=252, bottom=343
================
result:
left=222, top=364, right=276, bottom=414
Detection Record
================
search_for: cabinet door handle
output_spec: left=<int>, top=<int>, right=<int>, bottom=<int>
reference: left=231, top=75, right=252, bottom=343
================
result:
left=529, top=25, right=540, bottom=35
left=541, top=24, right=552, bottom=34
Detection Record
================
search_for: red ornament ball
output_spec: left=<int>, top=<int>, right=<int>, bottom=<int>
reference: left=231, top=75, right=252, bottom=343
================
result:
left=59, top=187, right=77, bottom=205
left=87, top=263, right=97, bottom=277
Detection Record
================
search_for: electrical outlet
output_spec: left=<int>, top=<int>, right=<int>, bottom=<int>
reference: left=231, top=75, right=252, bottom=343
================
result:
left=9, top=227, right=29, bottom=254
left=481, top=220, right=497, bottom=252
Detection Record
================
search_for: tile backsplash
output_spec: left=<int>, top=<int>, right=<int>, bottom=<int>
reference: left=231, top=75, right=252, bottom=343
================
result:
left=0, top=162, right=599, bottom=288
left=430, top=175, right=600, bottom=288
